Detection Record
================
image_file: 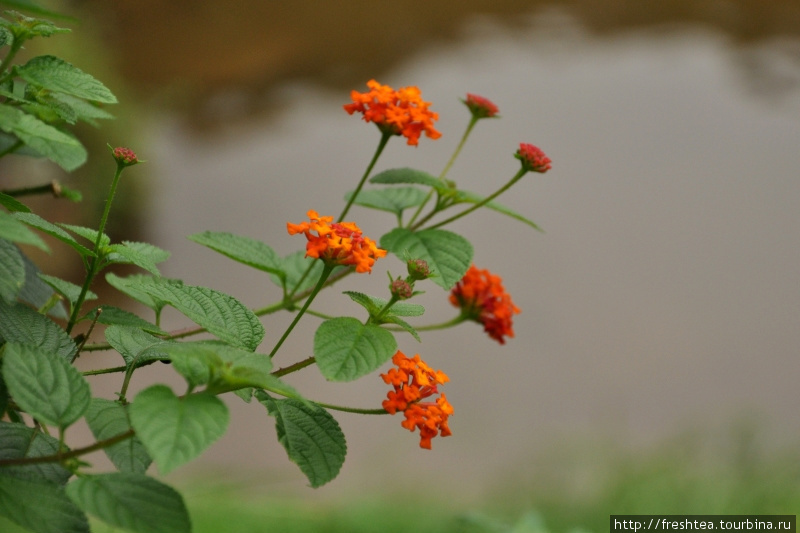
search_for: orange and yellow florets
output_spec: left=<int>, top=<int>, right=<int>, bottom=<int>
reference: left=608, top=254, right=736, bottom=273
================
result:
left=450, top=265, right=521, bottom=344
left=287, top=210, right=387, bottom=273
left=344, top=79, right=442, bottom=146
left=381, top=351, right=452, bottom=449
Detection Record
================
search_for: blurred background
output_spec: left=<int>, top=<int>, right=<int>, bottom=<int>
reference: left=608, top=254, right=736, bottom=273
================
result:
left=3, top=0, right=800, bottom=531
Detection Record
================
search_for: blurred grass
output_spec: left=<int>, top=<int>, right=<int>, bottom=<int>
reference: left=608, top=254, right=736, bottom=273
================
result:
left=2, top=421, right=798, bottom=533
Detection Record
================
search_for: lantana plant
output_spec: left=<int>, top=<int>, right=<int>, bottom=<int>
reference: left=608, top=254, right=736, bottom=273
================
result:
left=0, top=8, right=552, bottom=533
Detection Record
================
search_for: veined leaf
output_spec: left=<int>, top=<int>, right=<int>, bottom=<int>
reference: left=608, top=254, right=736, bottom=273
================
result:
left=66, top=473, right=190, bottom=533
left=129, top=385, right=229, bottom=475
left=0, top=421, right=72, bottom=485
left=19, top=252, right=68, bottom=319
left=0, top=104, right=87, bottom=171
left=380, top=314, right=422, bottom=342
left=0, top=473, right=89, bottom=533
left=189, top=231, right=284, bottom=277
left=58, top=223, right=109, bottom=249
left=313, top=317, right=397, bottom=382
left=104, top=325, right=173, bottom=367
left=128, top=278, right=265, bottom=351
left=0, top=299, right=77, bottom=360
left=106, top=241, right=168, bottom=276
left=83, top=306, right=166, bottom=336
left=13, top=212, right=94, bottom=257
left=105, top=273, right=167, bottom=313
left=15, top=55, right=117, bottom=104
left=84, top=399, right=151, bottom=474
left=344, top=186, right=427, bottom=216
left=343, top=291, right=425, bottom=317
left=2, top=343, right=91, bottom=428
left=0, top=192, right=30, bottom=213
left=0, top=238, right=24, bottom=302
left=257, top=392, right=347, bottom=488
left=369, top=167, right=448, bottom=192
left=0, top=211, right=48, bottom=251
left=454, top=190, right=543, bottom=231
left=380, top=228, right=473, bottom=290
left=38, top=273, right=96, bottom=313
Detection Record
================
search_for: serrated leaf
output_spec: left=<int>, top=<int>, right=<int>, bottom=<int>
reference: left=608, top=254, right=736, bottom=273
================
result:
left=0, top=422, right=72, bottom=484
left=104, top=325, right=172, bottom=367
left=0, top=299, right=77, bottom=360
left=454, top=190, right=543, bottom=231
left=0, top=238, right=25, bottom=302
left=105, top=273, right=167, bottom=313
left=0, top=211, right=48, bottom=251
left=38, top=273, right=96, bottom=313
left=83, top=306, right=166, bottom=335
left=12, top=212, right=94, bottom=257
left=369, top=167, right=448, bottom=191
left=130, top=278, right=265, bottom=351
left=129, top=385, right=229, bottom=474
left=2, top=343, right=90, bottom=428
left=106, top=242, right=163, bottom=275
left=18, top=252, right=68, bottom=319
left=257, top=393, right=346, bottom=488
left=189, top=231, right=284, bottom=277
left=66, top=473, right=190, bottom=533
left=0, top=104, right=87, bottom=171
left=16, top=55, right=117, bottom=104
left=380, top=228, right=473, bottom=290
left=380, top=315, right=422, bottom=342
left=58, top=223, right=109, bottom=248
left=313, top=317, right=397, bottom=382
left=84, top=399, right=151, bottom=474
left=344, top=186, right=428, bottom=216
left=0, top=473, right=89, bottom=533
left=343, top=291, right=425, bottom=318
left=0, top=192, right=31, bottom=213
left=49, top=93, right=114, bottom=127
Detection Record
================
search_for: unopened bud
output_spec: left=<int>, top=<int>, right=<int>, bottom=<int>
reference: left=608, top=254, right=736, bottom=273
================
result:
left=111, top=146, right=140, bottom=167
left=390, top=278, right=413, bottom=300
left=407, top=258, right=430, bottom=281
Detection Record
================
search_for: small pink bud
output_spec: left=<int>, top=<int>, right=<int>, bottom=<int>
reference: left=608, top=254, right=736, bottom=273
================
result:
left=111, top=146, right=139, bottom=167
left=515, top=143, right=551, bottom=173
left=463, top=93, right=499, bottom=119
left=406, top=258, right=431, bottom=281
left=390, top=278, right=413, bottom=300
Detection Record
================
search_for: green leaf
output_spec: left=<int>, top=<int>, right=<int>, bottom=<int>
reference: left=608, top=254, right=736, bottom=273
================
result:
left=0, top=421, right=72, bottom=484
left=83, top=306, right=166, bottom=336
left=343, top=291, right=425, bottom=317
left=104, top=325, right=173, bottom=367
left=18, top=252, right=68, bottom=319
left=380, top=228, right=473, bottom=290
left=257, top=392, right=346, bottom=488
left=370, top=167, right=448, bottom=192
left=13, top=212, right=94, bottom=257
left=105, top=273, right=167, bottom=313
left=271, top=250, right=345, bottom=293
left=15, top=55, right=117, bottom=104
left=84, top=399, right=151, bottom=474
left=0, top=238, right=24, bottom=302
left=189, top=231, right=284, bottom=277
left=0, top=105, right=87, bottom=171
left=0, top=211, right=48, bottom=251
left=0, top=473, right=89, bottom=533
left=313, top=317, right=397, bottom=382
left=106, top=241, right=169, bottom=276
left=66, top=473, right=190, bottom=533
left=129, top=385, right=229, bottom=475
left=344, top=186, right=428, bottom=216
left=129, top=278, right=265, bottom=351
left=58, top=223, right=109, bottom=249
left=38, top=273, right=96, bottom=313
left=0, top=192, right=31, bottom=213
left=380, top=315, right=422, bottom=342
left=1, top=343, right=90, bottom=428
left=48, top=93, right=114, bottom=126
left=454, top=190, right=543, bottom=231
left=0, top=299, right=77, bottom=360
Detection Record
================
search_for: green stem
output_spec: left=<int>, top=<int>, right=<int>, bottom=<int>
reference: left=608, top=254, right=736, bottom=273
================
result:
left=424, top=167, right=527, bottom=231
left=0, top=139, right=23, bottom=159
left=66, top=164, right=125, bottom=336
left=268, top=264, right=333, bottom=359
left=0, top=40, right=24, bottom=82
left=0, top=429, right=135, bottom=467
left=313, top=402, right=388, bottom=415
left=337, top=130, right=392, bottom=222
left=82, top=365, right=127, bottom=376
left=407, top=116, right=479, bottom=228
left=411, top=314, right=467, bottom=332
left=271, top=356, right=316, bottom=377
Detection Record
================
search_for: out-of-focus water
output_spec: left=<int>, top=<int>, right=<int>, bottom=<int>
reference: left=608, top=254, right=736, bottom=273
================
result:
left=81, top=6, right=800, bottom=499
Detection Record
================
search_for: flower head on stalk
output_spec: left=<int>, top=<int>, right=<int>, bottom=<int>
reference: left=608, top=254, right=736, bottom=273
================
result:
left=109, top=146, right=140, bottom=168
left=463, top=93, right=499, bottom=119
left=344, top=79, right=442, bottom=146
left=287, top=210, right=386, bottom=273
left=450, top=265, right=521, bottom=344
left=515, top=143, right=551, bottom=173
left=381, top=350, right=452, bottom=449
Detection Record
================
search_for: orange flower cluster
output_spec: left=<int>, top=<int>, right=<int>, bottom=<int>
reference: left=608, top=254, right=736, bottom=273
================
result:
left=381, top=351, right=453, bottom=449
left=450, top=265, right=521, bottom=344
left=343, top=79, right=442, bottom=146
left=287, top=210, right=386, bottom=273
